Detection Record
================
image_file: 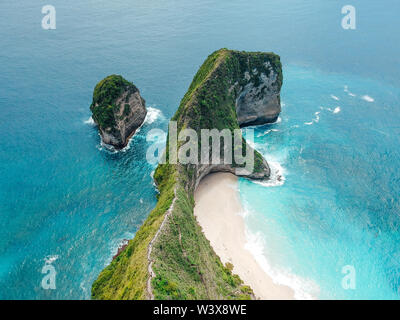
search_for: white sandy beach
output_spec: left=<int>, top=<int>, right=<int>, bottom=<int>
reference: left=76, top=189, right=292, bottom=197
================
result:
left=194, top=172, right=294, bottom=300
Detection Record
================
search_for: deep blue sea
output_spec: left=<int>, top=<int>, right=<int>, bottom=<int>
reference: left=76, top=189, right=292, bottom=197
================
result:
left=0, top=1, right=399, bottom=299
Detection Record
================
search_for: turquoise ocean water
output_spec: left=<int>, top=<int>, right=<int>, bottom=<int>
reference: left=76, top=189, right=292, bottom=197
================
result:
left=0, top=1, right=399, bottom=299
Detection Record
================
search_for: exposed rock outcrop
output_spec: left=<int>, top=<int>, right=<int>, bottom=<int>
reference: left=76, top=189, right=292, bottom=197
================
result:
left=235, top=61, right=282, bottom=126
left=90, top=75, right=147, bottom=149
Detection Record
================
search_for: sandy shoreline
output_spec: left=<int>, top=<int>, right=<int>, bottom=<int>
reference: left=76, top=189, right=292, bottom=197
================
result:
left=194, top=172, right=294, bottom=300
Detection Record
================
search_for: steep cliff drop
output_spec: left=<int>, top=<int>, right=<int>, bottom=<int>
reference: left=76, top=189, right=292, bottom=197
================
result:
left=235, top=60, right=281, bottom=126
left=90, top=75, right=147, bottom=149
left=92, top=49, right=283, bottom=300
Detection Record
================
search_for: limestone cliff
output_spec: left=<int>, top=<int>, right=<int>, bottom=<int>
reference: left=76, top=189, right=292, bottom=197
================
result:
left=92, top=49, right=283, bottom=300
left=90, top=75, right=147, bottom=149
left=235, top=60, right=282, bottom=126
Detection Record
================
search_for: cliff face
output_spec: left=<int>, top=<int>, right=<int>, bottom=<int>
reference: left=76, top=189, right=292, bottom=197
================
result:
left=235, top=61, right=282, bottom=126
left=92, top=49, right=283, bottom=300
left=90, top=75, right=147, bottom=149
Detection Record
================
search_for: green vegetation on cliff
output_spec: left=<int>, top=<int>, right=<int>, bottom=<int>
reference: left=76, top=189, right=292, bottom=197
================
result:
left=151, top=181, right=252, bottom=300
left=173, top=49, right=282, bottom=131
left=90, top=75, right=138, bottom=130
left=92, top=49, right=282, bottom=300
left=91, top=163, right=177, bottom=299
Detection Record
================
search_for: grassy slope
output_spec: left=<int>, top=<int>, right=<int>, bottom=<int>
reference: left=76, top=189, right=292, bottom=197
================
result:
left=91, top=164, right=176, bottom=299
left=91, top=49, right=282, bottom=300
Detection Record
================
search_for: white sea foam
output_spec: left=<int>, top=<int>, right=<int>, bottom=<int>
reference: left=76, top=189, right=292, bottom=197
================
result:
left=99, top=139, right=132, bottom=153
left=98, top=116, right=148, bottom=153
left=304, top=111, right=320, bottom=126
left=44, top=255, right=59, bottom=264
left=344, top=85, right=356, bottom=97
left=243, top=227, right=319, bottom=300
left=238, top=178, right=320, bottom=299
left=319, top=105, right=342, bottom=118
left=246, top=139, right=256, bottom=150
left=361, top=95, right=374, bottom=103
left=253, top=159, right=286, bottom=187
left=80, top=281, right=88, bottom=295
left=150, top=170, right=161, bottom=192
left=330, top=95, right=340, bottom=101
left=84, top=116, right=96, bottom=126
left=145, top=107, right=164, bottom=124
left=98, top=139, right=122, bottom=154
left=257, top=129, right=279, bottom=137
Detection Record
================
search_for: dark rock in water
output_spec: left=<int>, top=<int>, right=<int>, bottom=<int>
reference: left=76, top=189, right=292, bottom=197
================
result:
left=90, top=75, right=147, bottom=149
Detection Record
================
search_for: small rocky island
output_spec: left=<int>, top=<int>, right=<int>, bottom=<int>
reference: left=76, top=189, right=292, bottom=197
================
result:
left=90, top=75, right=147, bottom=149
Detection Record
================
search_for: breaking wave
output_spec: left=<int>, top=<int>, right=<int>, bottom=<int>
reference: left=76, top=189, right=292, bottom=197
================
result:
left=145, top=107, right=164, bottom=124
left=243, top=226, right=319, bottom=300
left=84, top=116, right=96, bottom=126
left=361, top=95, right=374, bottom=103
left=253, top=159, right=286, bottom=187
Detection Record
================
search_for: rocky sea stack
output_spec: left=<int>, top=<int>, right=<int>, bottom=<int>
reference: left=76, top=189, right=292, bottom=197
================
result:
left=90, top=75, right=147, bottom=149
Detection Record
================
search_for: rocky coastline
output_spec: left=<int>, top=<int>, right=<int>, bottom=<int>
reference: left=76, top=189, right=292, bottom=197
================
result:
left=90, top=75, right=147, bottom=149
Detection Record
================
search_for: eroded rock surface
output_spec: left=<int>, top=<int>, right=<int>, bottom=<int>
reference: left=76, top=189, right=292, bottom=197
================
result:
left=90, top=75, right=147, bottom=149
left=234, top=61, right=282, bottom=126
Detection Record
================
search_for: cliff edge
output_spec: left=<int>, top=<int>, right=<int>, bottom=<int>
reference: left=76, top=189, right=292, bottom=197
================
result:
left=91, top=49, right=283, bottom=300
